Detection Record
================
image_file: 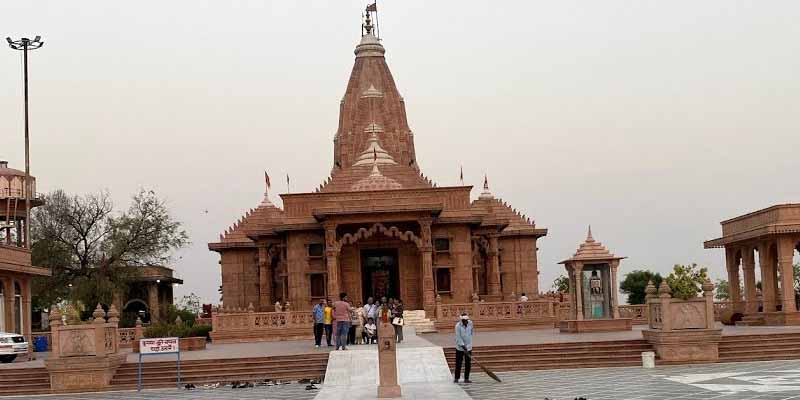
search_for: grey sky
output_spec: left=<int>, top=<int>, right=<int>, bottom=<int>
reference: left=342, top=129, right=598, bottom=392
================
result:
left=2, top=1, right=799, bottom=304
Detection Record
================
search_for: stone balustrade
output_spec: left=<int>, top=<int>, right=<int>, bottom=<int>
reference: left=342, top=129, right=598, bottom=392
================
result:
left=434, top=299, right=557, bottom=331
left=44, top=304, right=127, bottom=391
left=210, top=305, right=315, bottom=343
left=641, top=280, right=723, bottom=362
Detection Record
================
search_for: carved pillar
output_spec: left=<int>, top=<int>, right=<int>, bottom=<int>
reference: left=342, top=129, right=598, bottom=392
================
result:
left=486, top=235, right=501, bottom=299
left=419, top=218, right=435, bottom=316
left=758, top=242, right=777, bottom=312
left=741, top=246, right=758, bottom=313
left=257, top=244, right=273, bottom=311
left=2, top=278, right=13, bottom=333
left=147, top=283, right=160, bottom=322
left=777, top=236, right=797, bottom=313
left=609, top=261, right=620, bottom=319
left=21, top=278, right=31, bottom=352
left=573, top=263, right=584, bottom=320
left=324, top=223, right=340, bottom=298
left=724, top=247, right=742, bottom=311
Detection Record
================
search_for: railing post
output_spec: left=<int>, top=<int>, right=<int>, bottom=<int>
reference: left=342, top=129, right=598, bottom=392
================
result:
left=48, top=308, right=62, bottom=359
left=658, top=281, right=673, bottom=332
left=702, top=279, right=715, bottom=329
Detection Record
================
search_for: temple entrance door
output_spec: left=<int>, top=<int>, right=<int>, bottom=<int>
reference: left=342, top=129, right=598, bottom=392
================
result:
left=361, top=249, right=400, bottom=301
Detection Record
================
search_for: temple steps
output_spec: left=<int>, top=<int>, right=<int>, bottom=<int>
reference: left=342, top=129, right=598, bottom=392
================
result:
left=109, top=354, right=329, bottom=390
left=0, top=367, right=51, bottom=396
left=403, top=310, right=437, bottom=333
left=718, top=333, right=800, bottom=362
left=443, top=339, right=654, bottom=372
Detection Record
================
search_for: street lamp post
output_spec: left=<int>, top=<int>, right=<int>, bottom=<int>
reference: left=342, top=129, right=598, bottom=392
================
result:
left=6, top=36, right=44, bottom=249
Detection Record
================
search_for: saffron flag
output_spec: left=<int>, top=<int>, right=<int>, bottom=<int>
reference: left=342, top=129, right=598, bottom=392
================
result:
left=366, top=2, right=377, bottom=12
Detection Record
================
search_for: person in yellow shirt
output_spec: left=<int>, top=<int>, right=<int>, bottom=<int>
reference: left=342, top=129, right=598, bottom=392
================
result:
left=323, top=299, right=333, bottom=347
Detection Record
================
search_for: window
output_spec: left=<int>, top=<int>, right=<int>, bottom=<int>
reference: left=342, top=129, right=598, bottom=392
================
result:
left=310, top=274, right=326, bottom=298
left=434, top=238, right=450, bottom=252
left=436, top=268, right=451, bottom=294
left=308, top=243, right=324, bottom=258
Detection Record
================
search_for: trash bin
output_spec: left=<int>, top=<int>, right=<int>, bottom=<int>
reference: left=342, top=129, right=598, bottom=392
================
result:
left=33, top=336, right=48, bottom=352
left=641, top=351, right=655, bottom=368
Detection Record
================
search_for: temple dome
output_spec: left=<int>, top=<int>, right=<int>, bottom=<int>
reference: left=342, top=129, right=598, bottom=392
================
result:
left=559, top=227, right=626, bottom=264
left=354, top=32, right=385, bottom=58
left=353, top=124, right=397, bottom=166
left=350, top=164, right=403, bottom=192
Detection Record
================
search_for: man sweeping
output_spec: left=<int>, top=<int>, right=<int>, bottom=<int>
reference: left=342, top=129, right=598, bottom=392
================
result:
left=454, top=312, right=473, bottom=384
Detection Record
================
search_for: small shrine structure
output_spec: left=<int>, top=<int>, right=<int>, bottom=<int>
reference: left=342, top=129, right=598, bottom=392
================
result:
left=559, top=227, right=631, bottom=332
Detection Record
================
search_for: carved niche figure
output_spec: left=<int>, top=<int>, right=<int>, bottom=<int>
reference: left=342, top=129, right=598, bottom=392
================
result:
left=588, top=270, right=605, bottom=319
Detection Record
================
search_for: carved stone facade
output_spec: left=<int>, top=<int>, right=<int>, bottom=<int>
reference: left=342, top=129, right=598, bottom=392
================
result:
left=704, top=204, right=800, bottom=325
left=209, top=26, right=546, bottom=319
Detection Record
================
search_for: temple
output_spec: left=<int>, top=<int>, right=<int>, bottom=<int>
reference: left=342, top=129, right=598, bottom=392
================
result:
left=208, top=15, right=547, bottom=317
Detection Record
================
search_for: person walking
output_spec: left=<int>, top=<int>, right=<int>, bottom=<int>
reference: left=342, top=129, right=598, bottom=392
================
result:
left=392, top=299, right=404, bottom=343
left=454, top=312, right=474, bottom=384
left=323, top=299, right=334, bottom=347
left=312, top=298, right=326, bottom=348
left=332, top=292, right=352, bottom=350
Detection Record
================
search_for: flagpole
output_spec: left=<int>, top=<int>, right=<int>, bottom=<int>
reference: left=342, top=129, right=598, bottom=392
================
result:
left=375, top=0, right=380, bottom=40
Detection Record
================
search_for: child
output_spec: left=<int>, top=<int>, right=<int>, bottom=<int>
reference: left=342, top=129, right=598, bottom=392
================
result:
left=363, top=317, right=377, bottom=344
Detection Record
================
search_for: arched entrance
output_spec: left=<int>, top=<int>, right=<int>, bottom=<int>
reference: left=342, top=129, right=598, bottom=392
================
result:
left=123, top=299, right=150, bottom=324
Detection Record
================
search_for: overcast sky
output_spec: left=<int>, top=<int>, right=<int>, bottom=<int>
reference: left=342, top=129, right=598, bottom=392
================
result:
left=2, top=1, right=799, bottom=304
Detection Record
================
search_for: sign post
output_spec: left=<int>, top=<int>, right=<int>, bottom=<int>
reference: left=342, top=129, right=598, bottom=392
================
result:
left=137, top=337, right=181, bottom=392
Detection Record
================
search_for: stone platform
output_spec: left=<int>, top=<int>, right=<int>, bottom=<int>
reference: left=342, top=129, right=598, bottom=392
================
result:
left=559, top=318, right=632, bottom=333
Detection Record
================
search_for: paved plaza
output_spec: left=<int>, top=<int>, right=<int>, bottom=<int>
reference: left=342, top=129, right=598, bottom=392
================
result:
left=8, top=359, right=800, bottom=400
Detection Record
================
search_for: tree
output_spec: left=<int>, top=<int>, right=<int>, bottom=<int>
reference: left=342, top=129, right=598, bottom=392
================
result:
left=665, top=263, right=709, bottom=300
left=31, top=189, right=189, bottom=318
left=715, top=279, right=730, bottom=301
left=552, top=274, right=569, bottom=293
left=620, top=270, right=663, bottom=304
left=177, top=293, right=202, bottom=315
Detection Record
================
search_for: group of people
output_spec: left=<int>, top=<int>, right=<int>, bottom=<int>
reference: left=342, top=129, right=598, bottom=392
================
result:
left=311, top=293, right=405, bottom=350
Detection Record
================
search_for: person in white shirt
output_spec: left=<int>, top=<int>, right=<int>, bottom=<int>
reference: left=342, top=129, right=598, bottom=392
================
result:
left=363, top=297, right=378, bottom=321
left=519, top=292, right=529, bottom=302
left=363, top=317, right=377, bottom=344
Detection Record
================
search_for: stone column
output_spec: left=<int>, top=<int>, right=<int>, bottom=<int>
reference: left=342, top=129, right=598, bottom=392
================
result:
left=741, top=246, right=758, bottom=313
left=609, top=261, right=620, bottom=319
left=777, top=236, right=797, bottom=313
left=420, top=218, right=436, bottom=316
left=566, top=266, right=576, bottom=319
left=758, top=242, right=777, bottom=312
left=324, top=222, right=340, bottom=298
left=257, top=245, right=272, bottom=311
left=574, top=263, right=584, bottom=320
left=21, top=277, right=31, bottom=352
left=724, top=247, right=742, bottom=311
left=486, top=235, right=501, bottom=299
left=2, top=278, right=13, bottom=333
left=147, top=283, right=160, bottom=322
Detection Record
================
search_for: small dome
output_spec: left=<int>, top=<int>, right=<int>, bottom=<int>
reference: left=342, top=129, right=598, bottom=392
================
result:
left=0, top=161, right=25, bottom=177
left=353, top=124, right=397, bottom=166
left=355, top=32, right=385, bottom=58
left=350, top=164, right=403, bottom=192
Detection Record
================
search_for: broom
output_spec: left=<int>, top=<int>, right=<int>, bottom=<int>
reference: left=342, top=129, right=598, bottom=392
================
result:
left=460, top=347, right=502, bottom=383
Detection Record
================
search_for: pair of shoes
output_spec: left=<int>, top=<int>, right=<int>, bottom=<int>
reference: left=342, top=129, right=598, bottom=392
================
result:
left=342, top=347, right=347, bottom=350
left=315, top=345, right=320, bottom=348
left=305, top=384, right=318, bottom=391
left=453, top=378, right=459, bottom=383
left=464, top=379, right=473, bottom=384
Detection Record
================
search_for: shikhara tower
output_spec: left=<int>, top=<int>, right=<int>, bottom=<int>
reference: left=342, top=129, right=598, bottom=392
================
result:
left=209, top=13, right=546, bottom=336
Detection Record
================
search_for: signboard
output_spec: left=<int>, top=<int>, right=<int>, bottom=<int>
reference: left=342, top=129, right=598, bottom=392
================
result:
left=139, top=337, right=179, bottom=354
left=138, top=337, right=181, bottom=391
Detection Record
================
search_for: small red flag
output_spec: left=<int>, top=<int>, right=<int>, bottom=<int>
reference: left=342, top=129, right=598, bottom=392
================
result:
left=264, top=171, right=271, bottom=189
left=366, top=3, right=377, bottom=12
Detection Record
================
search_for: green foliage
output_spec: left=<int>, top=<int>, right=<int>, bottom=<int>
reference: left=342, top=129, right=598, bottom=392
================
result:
left=176, top=293, right=202, bottom=315
left=163, top=304, right=197, bottom=326
left=143, top=321, right=210, bottom=339
left=665, top=263, right=709, bottom=300
left=715, top=279, right=730, bottom=301
left=30, top=189, right=189, bottom=313
left=620, top=270, right=663, bottom=304
left=552, top=274, right=569, bottom=293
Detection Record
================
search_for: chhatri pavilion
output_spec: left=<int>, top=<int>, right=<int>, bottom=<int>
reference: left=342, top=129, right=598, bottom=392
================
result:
left=208, top=16, right=547, bottom=316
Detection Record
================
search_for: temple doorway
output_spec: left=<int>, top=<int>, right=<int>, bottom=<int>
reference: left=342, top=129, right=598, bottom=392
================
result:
left=361, top=249, right=400, bottom=301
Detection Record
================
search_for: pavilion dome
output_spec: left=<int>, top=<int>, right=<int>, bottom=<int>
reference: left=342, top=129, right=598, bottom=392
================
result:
left=559, top=227, right=625, bottom=264
left=350, top=164, right=403, bottom=192
left=353, top=124, right=397, bottom=166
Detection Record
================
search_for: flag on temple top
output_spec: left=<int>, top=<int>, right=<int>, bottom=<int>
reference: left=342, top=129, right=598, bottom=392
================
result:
left=264, top=171, right=271, bottom=189
left=366, top=2, right=377, bottom=12
left=459, top=166, right=464, bottom=182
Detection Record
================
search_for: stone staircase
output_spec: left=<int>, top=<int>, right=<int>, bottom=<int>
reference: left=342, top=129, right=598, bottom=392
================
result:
left=403, top=310, right=437, bottom=334
left=718, top=332, right=800, bottom=362
left=443, top=339, right=654, bottom=372
left=109, top=353, right=329, bottom=390
left=0, top=366, right=50, bottom=396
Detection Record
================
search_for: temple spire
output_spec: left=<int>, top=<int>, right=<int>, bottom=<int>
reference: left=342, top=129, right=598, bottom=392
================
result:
left=479, top=174, right=494, bottom=200
left=587, top=225, right=594, bottom=242
left=260, top=171, right=273, bottom=207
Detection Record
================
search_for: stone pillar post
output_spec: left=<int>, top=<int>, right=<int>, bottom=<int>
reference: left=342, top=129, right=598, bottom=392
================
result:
left=658, top=281, right=673, bottom=332
left=324, top=223, right=340, bottom=298
left=566, top=266, right=576, bottom=319
left=486, top=235, right=501, bottom=299
left=4, top=278, right=15, bottom=334
left=377, top=320, right=401, bottom=398
left=610, top=261, right=620, bottom=319
left=92, top=305, right=107, bottom=358
left=147, top=283, right=160, bottom=322
left=47, top=309, right=62, bottom=360
left=21, top=277, right=32, bottom=359
left=258, top=245, right=273, bottom=311
left=573, top=264, right=584, bottom=320
left=777, top=236, right=797, bottom=313
left=724, top=247, right=742, bottom=311
left=741, top=246, right=758, bottom=313
left=758, top=242, right=777, bottom=312
left=702, top=279, right=716, bottom=329
left=419, top=218, right=435, bottom=316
